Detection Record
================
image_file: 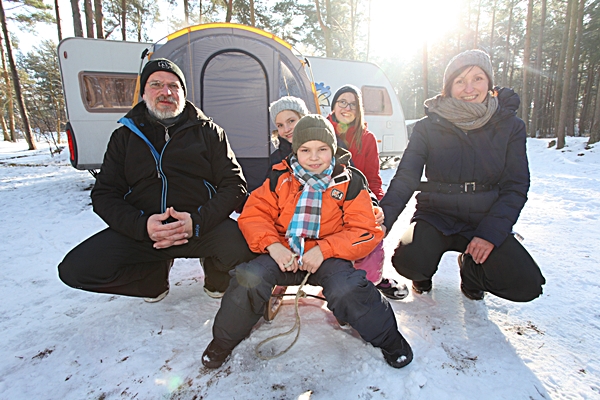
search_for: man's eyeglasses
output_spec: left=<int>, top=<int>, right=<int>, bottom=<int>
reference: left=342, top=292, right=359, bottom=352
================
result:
left=336, top=99, right=357, bottom=110
left=147, top=81, right=182, bottom=92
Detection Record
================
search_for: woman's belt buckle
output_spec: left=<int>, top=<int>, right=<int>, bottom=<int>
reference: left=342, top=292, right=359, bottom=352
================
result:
left=463, top=182, right=476, bottom=193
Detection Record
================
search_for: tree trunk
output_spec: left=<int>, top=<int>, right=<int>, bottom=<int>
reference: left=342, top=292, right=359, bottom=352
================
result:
left=183, top=0, right=189, bottom=25
left=314, top=0, right=332, bottom=57
left=579, top=63, right=595, bottom=135
left=501, top=0, right=514, bottom=86
left=474, top=0, right=482, bottom=47
left=520, top=0, right=534, bottom=128
left=589, top=67, right=600, bottom=145
left=84, top=0, right=94, bottom=37
left=544, top=55, right=557, bottom=137
left=553, top=0, right=573, bottom=134
left=0, top=34, right=15, bottom=141
left=566, top=0, right=585, bottom=137
left=250, top=0, right=255, bottom=27
left=489, top=0, right=497, bottom=64
left=225, top=0, right=232, bottom=23
left=54, top=97, right=61, bottom=144
left=198, top=0, right=202, bottom=24
left=530, top=0, right=546, bottom=138
left=136, top=7, right=141, bottom=42
left=365, top=0, right=371, bottom=61
left=422, top=41, right=428, bottom=102
left=71, top=0, right=84, bottom=37
left=556, top=0, right=577, bottom=149
left=94, top=0, right=104, bottom=38
left=0, top=1, right=36, bottom=149
left=54, top=0, right=62, bottom=41
left=508, top=41, right=516, bottom=88
left=121, top=0, right=127, bottom=40
left=1, top=113, right=9, bottom=141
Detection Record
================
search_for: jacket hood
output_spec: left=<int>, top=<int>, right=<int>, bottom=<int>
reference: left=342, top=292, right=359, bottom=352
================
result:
left=494, top=87, right=520, bottom=115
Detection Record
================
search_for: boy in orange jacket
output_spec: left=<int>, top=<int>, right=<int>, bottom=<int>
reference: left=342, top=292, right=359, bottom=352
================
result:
left=201, top=115, right=413, bottom=369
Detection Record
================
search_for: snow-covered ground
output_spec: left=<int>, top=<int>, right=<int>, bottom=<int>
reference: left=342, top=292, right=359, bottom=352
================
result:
left=0, top=137, right=598, bottom=399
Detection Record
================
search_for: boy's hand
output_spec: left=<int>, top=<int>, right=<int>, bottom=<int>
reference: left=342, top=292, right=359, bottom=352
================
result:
left=299, top=246, right=323, bottom=273
left=267, top=243, right=299, bottom=273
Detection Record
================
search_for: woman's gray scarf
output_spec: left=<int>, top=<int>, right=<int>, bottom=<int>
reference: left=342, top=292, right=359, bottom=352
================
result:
left=424, top=93, right=498, bottom=131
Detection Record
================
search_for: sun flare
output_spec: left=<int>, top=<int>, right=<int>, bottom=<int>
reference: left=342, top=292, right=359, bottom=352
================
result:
left=369, top=0, right=464, bottom=59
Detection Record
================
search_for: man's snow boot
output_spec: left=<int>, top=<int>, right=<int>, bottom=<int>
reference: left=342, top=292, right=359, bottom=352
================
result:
left=203, top=287, right=225, bottom=298
left=411, top=279, right=432, bottom=294
left=144, top=289, right=169, bottom=303
left=144, top=260, right=174, bottom=303
left=202, top=340, right=232, bottom=369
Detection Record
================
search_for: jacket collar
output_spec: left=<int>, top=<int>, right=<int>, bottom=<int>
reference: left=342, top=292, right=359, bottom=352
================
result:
left=425, top=86, right=520, bottom=131
left=124, top=100, right=211, bottom=123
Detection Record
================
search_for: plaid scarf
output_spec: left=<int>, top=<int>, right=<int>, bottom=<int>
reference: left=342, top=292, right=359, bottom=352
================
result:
left=286, top=155, right=335, bottom=264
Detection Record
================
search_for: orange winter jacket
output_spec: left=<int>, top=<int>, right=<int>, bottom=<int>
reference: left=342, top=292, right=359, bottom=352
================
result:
left=238, top=153, right=383, bottom=261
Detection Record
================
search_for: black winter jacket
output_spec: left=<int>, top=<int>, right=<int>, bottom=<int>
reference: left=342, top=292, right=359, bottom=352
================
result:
left=91, top=101, right=247, bottom=242
left=380, top=88, right=529, bottom=247
left=268, top=137, right=292, bottom=167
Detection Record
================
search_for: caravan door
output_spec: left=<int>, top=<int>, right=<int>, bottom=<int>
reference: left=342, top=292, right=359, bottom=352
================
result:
left=58, top=38, right=150, bottom=170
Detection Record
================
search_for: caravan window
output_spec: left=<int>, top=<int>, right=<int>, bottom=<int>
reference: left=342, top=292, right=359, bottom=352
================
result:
left=361, top=86, right=393, bottom=116
left=79, top=72, right=138, bottom=112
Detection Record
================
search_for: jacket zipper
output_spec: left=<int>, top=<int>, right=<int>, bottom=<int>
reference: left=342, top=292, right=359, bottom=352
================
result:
left=156, top=121, right=175, bottom=178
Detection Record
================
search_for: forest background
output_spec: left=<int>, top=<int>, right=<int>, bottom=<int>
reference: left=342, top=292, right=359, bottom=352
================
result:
left=1, top=0, right=600, bottom=152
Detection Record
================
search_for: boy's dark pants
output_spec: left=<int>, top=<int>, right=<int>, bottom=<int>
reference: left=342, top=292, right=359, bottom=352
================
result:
left=212, top=254, right=403, bottom=351
left=392, top=220, right=545, bottom=302
left=58, top=218, right=256, bottom=297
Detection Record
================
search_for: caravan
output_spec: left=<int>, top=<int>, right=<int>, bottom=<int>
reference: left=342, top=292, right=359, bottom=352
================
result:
left=58, top=23, right=407, bottom=187
left=307, top=56, right=408, bottom=161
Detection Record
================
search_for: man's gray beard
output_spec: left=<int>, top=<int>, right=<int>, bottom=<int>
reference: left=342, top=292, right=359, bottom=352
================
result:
left=146, top=98, right=185, bottom=120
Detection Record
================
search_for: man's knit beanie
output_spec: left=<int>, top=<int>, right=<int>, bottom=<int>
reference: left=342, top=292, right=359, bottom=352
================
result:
left=140, top=58, right=187, bottom=96
left=443, top=49, right=494, bottom=90
left=269, top=96, right=309, bottom=122
left=292, top=114, right=337, bottom=155
left=331, top=84, right=362, bottom=111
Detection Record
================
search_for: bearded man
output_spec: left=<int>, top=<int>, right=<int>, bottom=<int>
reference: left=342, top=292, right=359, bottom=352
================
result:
left=58, top=59, right=255, bottom=302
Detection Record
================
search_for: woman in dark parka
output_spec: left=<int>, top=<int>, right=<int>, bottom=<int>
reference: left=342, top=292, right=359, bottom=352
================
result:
left=380, top=49, right=545, bottom=302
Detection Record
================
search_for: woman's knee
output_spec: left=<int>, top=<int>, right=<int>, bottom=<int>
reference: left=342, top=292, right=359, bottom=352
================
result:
left=57, top=249, right=87, bottom=288
left=505, top=269, right=545, bottom=302
left=391, top=245, right=439, bottom=281
left=390, top=222, right=446, bottom=280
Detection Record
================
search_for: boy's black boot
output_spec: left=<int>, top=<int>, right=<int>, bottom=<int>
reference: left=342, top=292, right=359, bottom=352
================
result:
left=202, top=340, right=232, bottom=369
left=381, top=334, right=413, bottom=368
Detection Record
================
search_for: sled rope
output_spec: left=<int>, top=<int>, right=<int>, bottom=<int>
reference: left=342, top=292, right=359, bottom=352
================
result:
left=255, top=271, right=311, bottom=360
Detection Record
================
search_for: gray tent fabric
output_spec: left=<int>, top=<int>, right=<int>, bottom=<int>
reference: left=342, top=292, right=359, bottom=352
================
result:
left=202, top=51, right=269, bottom=159
left=149, top=25, right=317, bottom=191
